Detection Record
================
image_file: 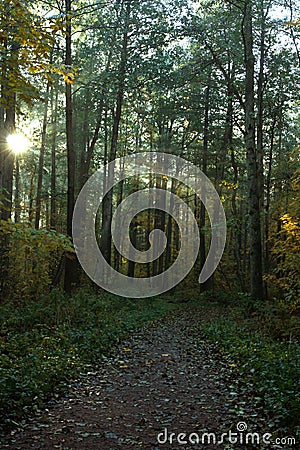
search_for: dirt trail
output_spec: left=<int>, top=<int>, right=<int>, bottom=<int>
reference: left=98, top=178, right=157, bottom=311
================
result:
left=3, top=308, right=271, bottom=449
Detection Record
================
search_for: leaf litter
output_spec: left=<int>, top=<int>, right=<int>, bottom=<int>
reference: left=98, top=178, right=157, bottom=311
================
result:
left=1, top=306, right=286, bottom=449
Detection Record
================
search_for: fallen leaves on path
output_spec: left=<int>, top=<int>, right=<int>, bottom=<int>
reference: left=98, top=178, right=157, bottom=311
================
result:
left=2, top=307, right=282, bottom=449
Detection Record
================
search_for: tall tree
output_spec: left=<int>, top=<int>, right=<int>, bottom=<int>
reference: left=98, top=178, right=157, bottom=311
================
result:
left=35, top=81, right=51, bottom=229
left=243, top=0, right=264, bottom=299
left=99, top=0, right=130, bottom=266
left=64, top=0, right=77, bottom=292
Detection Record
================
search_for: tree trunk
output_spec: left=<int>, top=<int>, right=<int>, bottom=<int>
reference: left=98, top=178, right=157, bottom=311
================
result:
left=50, top=82, right=58, bottom=229
left=152, top=174, right=162, bottom=277
left=64, top=0, right=77, bottom=292
left=0, top=37, right=16, bottom=293
left=0, top=31, right=16, bottom=221
left=242, top=0, right=264, bottom=300
left=164, top=177, right=177, bottom=272
left=0, top=107, right=15, bottom=221
left=127, top=174, right=138, bottom=278
left=99, top=0, right=130, bottom=266
left=35, top=81, right=50, bottom=229
left=14, top=158, right=20, bottom=222
left=265, top=115, right=276, bottom=274
left=257, top=1, right=268, bottom=299
left=200, top=71, right=212, bottom=292
left=79, top=52, right=112, bottom=189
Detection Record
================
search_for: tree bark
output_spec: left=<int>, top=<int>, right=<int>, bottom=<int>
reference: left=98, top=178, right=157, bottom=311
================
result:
left=265, top=115, right=276, bottom=274
left=242, top=0, right=264, bottom=300
left=200, top=71, right=212, bottom=292
left=50, top=82, right=58, bottom=229
left=35, top=81, right=50, bottom=229
left=79, top=52, right=112, bottom=189
left=99, top=0, right=130, bottom=266
left=14, top=158, right=20, bottom=222
left=0, top=35, right=16, bottom=293
left=64, top=0, right=77, bottom=292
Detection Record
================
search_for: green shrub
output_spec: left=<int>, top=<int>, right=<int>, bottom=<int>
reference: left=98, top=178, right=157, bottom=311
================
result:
left=0, top=219, right=74, bottom=301
left=201, top=298, right=300, bottom=437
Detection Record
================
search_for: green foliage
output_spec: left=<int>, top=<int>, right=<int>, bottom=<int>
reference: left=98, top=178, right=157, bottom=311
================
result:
left=199, top=294, right=300, bottom=437
left=0, top=289, right=175, bottom=432
left=0, top=0, right=53, bottom=105
left=267, top=213, right=300, bottom=311
left=0, top=220, right=74, bottom=300
left=0, top=0, right=75, bottom=107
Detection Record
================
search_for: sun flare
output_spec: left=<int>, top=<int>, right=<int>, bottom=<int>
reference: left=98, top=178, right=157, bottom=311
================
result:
left=6, top=133, right=30, bottom=154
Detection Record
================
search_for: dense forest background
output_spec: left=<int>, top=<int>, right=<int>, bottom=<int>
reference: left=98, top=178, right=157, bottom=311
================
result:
left=0, top=0, right=300, bottom=441
left=1, top=0, right=300, bottom=305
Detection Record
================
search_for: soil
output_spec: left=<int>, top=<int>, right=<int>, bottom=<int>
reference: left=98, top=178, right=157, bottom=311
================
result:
left=2, top=307, right=274, bottom=450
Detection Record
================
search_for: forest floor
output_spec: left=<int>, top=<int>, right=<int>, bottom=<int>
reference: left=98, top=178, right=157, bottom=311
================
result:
left=1, top=306, right=293, bottom=450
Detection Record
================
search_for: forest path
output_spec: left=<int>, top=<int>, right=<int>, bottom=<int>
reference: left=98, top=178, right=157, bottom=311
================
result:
left=5, top=306, right=269, bottom=450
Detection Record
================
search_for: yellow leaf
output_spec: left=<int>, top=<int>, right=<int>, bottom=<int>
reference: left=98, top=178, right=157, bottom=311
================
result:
left=63, top=72, right=75, bottom=84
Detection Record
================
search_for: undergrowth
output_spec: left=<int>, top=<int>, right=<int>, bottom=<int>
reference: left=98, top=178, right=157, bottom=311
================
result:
left=1, top=287, right=299, bottom=442
left=197, top=292, right=300, bottom=439
left=0, top=289, right=177, bottom=433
